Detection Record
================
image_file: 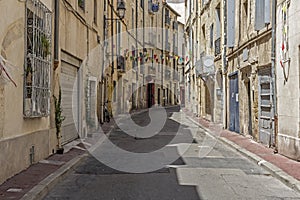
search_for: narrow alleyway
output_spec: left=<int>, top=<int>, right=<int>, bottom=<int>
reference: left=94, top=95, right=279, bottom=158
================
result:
left=43, top=107, right=300, bottom=200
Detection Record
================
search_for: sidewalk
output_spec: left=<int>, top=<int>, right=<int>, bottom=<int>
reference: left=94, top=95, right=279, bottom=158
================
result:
left=184, top=109, right=300, bottom=192
left=0, top=118, right=116, bottom=200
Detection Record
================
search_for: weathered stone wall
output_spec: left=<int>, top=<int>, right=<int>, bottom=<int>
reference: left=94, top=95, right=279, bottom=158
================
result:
left=276, top=1, right=300, bottom=160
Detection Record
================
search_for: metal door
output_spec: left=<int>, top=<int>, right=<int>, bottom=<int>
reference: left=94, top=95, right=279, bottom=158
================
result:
left=229, top=72, right=240, bottom=133
left=258, top=68, right=274, bottom=146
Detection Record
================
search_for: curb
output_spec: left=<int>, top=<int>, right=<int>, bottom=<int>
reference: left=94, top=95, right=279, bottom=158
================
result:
left=21, top=153, right=88, bottom=200
left=185, top=114, right=300, bottom=193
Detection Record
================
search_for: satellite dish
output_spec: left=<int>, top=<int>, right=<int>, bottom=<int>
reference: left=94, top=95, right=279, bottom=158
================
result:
left=203, top=56, right=214, bottom=67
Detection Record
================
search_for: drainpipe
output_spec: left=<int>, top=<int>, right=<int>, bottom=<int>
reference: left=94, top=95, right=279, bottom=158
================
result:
left=222, top=0, right=227, bottom=128
left=271, top=0, right=278, bottom=152
left=53, top=0, right=61, bottom=150
left=161, top=3, right=165, bottom=107
left=135, top=0, right=138, bottom=109
left=54, top=0, right=59, bottom=69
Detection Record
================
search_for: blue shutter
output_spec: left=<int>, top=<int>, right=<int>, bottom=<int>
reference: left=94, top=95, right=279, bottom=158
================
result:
left=264, top=0, right=270, bottom=24
left=255, top=0, right=265, bottom=30
left=227, top=0, right=235, bottom=47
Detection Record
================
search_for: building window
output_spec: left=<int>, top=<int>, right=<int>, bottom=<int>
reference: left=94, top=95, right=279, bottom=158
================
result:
left=78, top=0, right=85, bottom=10
left=24, top=0, right=52, bottom=117
left=140, top=0, right=144, bottom=9
left=94, top=0, right=97, bottom=24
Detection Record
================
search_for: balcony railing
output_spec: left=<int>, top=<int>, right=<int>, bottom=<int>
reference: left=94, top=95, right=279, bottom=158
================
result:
left=214, top=38, right=221, bottom=56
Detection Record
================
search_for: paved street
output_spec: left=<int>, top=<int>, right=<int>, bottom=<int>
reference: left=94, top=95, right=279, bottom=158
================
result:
left=44, top=107, right=300, bottom=200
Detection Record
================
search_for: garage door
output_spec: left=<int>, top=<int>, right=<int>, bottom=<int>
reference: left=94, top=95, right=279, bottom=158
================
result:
left=60, top=59, right=80, bottom=145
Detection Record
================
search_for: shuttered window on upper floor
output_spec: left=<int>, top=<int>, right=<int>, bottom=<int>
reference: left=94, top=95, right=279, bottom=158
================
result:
left=227, top=0, right=235, bottom=47
left=255, top=0, right=271, bottom=31
left=210, top=24, right=214, bottom=48
left=215, top=6, right=221, bottom=39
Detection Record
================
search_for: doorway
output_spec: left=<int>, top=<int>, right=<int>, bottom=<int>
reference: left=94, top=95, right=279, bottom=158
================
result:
left=229, top=72, right=240, bottom=133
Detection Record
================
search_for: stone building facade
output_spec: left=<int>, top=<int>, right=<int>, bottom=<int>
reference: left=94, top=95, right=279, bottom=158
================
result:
left=276, top=0, right=300, bottom=160
left=225, top=0, right=274, bottom=144
left=0, top=0, right=105, bottom=184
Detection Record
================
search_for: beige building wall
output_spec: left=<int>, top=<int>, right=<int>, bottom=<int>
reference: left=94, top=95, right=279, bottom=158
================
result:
left=198, top=0, right=223, bottom=123
left=0, top=0, right=54, bottom=184
left=0, top=0, right=105, bottom=184
left=276, top=0, right=300, bottom=160
left=226, top=0, right=273, bottom=141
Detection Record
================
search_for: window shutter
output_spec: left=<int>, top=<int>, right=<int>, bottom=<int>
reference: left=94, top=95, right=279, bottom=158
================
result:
left=264, top=0, right=270, bottom=24
left=227, top=0, right=235, bottom=47
left=210, top=24, right=214, bottom=48
left=215, top=8, right=221, bottom=39
left=255, top=0, right=265, bottom=30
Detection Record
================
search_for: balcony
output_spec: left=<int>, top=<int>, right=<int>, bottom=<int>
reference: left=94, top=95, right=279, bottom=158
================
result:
left=214, top=37, right=221, bottom=56
left=117, top=56, right=126, bottom=73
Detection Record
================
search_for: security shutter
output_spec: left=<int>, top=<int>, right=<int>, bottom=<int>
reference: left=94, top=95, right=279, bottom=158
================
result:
left=227, top=0, right=235, bottom=47
left=60, top=55, right=80, bottom=145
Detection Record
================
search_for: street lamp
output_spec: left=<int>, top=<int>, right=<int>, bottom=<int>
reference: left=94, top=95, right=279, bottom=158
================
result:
left=117, top=0, right=126, bottom=19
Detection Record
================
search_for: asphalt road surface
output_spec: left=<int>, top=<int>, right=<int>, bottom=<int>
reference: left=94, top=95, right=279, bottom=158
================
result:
left=44, top=106, right=300, bottom=200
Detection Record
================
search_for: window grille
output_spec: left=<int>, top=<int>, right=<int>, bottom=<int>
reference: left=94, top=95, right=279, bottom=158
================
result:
left=24, top=0, right=52, bottom=117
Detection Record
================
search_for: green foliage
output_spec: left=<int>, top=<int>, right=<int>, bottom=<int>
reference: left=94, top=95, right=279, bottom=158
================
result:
left=53, top=87, right=65, bottom=137
left=41, top=35, right=51, bottom=57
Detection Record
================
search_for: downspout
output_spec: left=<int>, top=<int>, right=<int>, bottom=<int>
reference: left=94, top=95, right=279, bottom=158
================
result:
left=143, top=0, right=145, bottom=109
left=271, top=0, right=278, bottom=152
left=222, top=0, right=227, bottom=128
left=161, top=3, right=165, bottom=106
left=54, top=0, right=61, bottom=150
left=54, top=0, right=59, bottom=69
left=135, top=0, right=138, bottom=109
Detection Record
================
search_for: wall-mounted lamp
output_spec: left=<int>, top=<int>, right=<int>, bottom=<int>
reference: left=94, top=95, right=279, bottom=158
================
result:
left=117, top=0, right=126, bottom=19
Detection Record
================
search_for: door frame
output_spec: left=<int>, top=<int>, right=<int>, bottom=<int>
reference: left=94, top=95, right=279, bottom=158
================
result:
left=228, top=71, right=240, bottom=133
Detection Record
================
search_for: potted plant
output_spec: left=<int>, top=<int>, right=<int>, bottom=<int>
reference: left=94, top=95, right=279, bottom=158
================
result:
left=53, top=87, right=65, bottom=154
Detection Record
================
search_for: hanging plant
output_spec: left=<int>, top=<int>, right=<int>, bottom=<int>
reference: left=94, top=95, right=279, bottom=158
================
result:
left=41, top=35, right=51, bottom=58
left=53, top=87, right=65, bottom=153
